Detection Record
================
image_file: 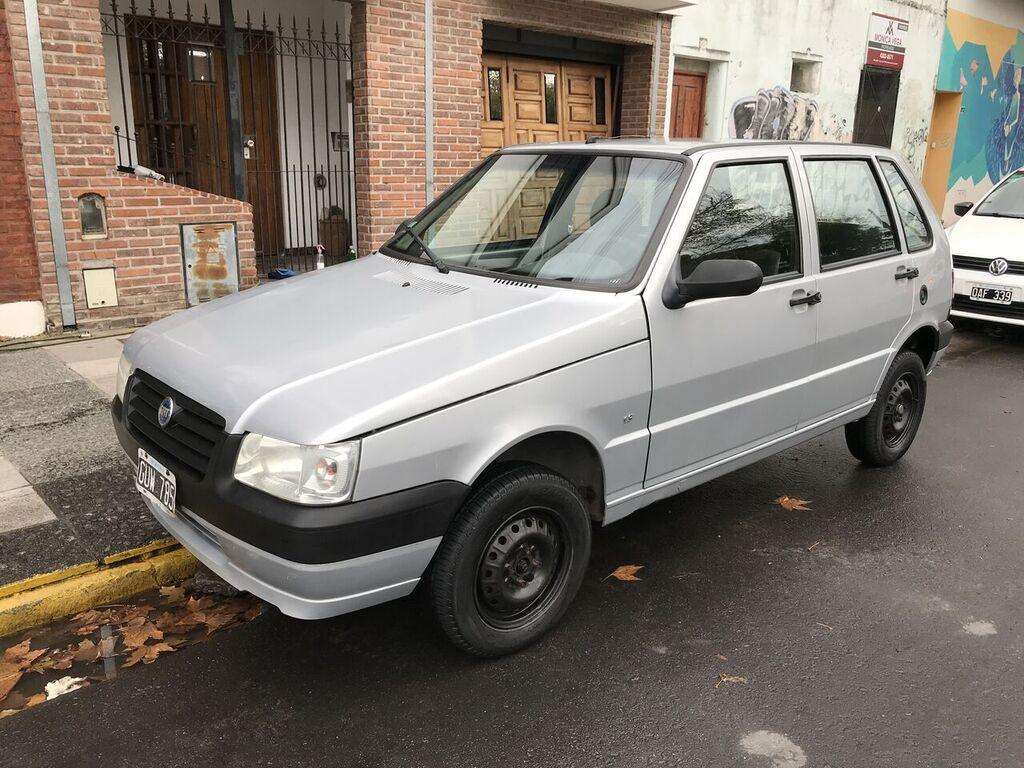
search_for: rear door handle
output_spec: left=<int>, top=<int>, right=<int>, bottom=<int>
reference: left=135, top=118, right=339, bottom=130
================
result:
left=895, top=267, right=920, bottom=281
left=789, top=291, right=822, bottom=307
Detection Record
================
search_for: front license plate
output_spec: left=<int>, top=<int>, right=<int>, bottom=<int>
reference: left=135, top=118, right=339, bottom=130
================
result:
left=136, top=449, right=176, bottom=516
left=969, top=284, right=1014, bottom=305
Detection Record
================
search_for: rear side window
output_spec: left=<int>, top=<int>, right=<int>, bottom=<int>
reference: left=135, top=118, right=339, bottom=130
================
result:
left=879, top=159, right=932, bottom=252
left=804, top=158, right=897, bottom=268
left=678, top=161, right=800, bottom=280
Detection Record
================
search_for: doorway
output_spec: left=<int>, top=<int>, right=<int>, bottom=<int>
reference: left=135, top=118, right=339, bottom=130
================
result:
left=480, top=54, right=613, bottom=157
left=852, top=67, right=901, bottom=147
left=921, top=91, right=963, bottom=214
left=669, top=72, right=706, bottom=139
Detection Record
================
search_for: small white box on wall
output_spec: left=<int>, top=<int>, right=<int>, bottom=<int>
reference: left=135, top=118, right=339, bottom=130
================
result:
left=83, top=267, right=118, bottom=309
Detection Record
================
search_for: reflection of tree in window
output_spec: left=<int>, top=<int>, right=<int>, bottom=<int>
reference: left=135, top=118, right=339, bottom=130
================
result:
left=679, top=163, right=799, bottom=279
left=805, top=160, right=895, bottom=266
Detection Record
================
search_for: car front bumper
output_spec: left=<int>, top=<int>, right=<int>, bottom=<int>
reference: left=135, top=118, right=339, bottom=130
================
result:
left=112, top=396, right=468, bottom=618
left=141, top=494, right=440, bottom=619
left=951, top=268, right=1024, bottom=326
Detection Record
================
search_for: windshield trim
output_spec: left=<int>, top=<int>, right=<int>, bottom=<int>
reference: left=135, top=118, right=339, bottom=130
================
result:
left=379, top=148, right=693, bottom=294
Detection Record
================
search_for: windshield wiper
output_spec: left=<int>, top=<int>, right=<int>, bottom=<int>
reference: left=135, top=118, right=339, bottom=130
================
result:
left=395, top=219, right=449, bottom=274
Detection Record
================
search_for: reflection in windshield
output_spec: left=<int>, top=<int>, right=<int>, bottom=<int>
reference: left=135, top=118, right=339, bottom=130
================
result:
left=976, top=171, right=1024, bottom=218
left=386, top=153, right=684, bottom=289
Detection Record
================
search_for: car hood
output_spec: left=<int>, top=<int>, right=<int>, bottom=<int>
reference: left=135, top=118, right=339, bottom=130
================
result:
left=125, top=254, right=647, bottom=443
left=949, top=214, right=1024, bottom=260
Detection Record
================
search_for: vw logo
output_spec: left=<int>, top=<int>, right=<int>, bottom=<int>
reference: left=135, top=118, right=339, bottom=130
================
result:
left=157, top=397, right=176, bottom=428
left=989, top=258, right=1009, bottom=276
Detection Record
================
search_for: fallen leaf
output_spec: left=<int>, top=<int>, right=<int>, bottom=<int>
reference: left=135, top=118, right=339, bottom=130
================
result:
left=606, top=565, right=644, bottom=582
left=74, top=624, right=100, bottom=637
left=716, top=654, right=728, bottom=661
left=160, top=586, right=185, bottom=603
left=73, top=639, right=100, bottom=664
left=0, top=665, right=23, bottom=701
left=141, top=643, right=176, bottom=664
left=121, top=647, right=147, bottom=669
left=186, top=596, right=215, bottom=613
left=25, top=693, right=46, bottom=708
left=119, top=622, right=163, bottom=650
left=774, top=496, right=811, bottom=512
left=715, top=673, right=748, bottom=689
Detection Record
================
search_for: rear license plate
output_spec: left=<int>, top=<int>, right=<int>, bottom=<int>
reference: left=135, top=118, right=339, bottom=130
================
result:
left=136, top=449, right=176, bottom=516
left=969, top=284, right=1014, bottom=305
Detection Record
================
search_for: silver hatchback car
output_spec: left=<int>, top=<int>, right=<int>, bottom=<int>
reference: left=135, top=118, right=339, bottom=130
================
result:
left=113, top=140, right=953, bottom=656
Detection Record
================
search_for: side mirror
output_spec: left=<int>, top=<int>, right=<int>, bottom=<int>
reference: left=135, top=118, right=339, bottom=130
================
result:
left=663, top=258, right=764, bottom=309
left=953, top=201, right=973, bottom=217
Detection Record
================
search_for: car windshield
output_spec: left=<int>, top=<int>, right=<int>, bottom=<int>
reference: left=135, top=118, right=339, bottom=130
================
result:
left=975, top=171, right=1024, bottom=218
left=385, top=152, right=685, bottom=289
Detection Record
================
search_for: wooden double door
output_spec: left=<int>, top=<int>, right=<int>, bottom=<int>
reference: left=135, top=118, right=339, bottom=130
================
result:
left=481, top=54, right=614, bottom=157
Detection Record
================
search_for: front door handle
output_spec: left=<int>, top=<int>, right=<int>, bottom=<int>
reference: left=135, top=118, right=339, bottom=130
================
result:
left=790, top=291, right=822, bottom=307
left=895, top=266, right=920, bottom=281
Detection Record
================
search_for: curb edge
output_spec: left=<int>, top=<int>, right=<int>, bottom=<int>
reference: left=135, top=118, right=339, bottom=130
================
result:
left=0, top=547, right=198, bottom=638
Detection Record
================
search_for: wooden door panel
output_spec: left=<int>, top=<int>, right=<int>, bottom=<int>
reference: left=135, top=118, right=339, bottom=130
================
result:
left=670, top=72, right=706, bottom=139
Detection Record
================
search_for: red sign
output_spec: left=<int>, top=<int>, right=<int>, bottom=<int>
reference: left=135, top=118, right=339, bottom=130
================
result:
left=866, top=12, right=908, bottom=71
left=867, top=47, right=905, bottom=70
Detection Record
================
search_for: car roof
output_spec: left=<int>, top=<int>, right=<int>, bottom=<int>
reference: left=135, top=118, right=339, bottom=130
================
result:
left=500, top=137, right=902, bottom=159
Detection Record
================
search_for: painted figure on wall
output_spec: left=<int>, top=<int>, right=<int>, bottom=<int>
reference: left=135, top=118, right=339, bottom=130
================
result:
left=729, top=86, right=849, bottom=143
left=936, top=11, right=1024, bottom=214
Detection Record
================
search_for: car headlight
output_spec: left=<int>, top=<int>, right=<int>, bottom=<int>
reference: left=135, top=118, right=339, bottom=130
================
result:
left=233, top=434, right=360, bottom=505
left=115, top=352, right=133, bottom=402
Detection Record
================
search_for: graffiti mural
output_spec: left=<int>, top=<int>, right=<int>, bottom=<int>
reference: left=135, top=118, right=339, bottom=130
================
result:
left=729, top=86, right=849, bottom=142
left=936, top=10, right=1024, bottom=199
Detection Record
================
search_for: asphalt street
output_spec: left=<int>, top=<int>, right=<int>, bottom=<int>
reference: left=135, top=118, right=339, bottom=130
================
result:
left=3, top=326, right=1022, bottom=768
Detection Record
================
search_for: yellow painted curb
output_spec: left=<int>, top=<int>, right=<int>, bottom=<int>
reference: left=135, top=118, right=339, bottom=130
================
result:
left=0, top=548, right=198, bottom=638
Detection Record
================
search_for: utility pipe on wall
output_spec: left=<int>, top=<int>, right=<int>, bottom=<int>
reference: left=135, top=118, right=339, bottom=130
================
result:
left=25, top=0, right=76, bottom=327
left=424, top=0, right=435, bottom=203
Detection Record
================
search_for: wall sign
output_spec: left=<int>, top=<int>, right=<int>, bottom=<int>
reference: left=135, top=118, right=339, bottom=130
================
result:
left=866, top=12, right=908, bottom=70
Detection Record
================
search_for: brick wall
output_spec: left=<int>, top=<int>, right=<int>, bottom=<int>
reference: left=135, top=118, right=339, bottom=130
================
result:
left=3, top=0, right=256, bottom=331
left=0, top=1, right=39, bottom=304
left=351, top=0, right=671, bottom=255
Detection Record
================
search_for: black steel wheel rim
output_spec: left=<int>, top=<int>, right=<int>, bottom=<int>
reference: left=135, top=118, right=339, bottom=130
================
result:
left=475, top=508, right=568, bottom=630
left=883, top=373, right=920, bottom=449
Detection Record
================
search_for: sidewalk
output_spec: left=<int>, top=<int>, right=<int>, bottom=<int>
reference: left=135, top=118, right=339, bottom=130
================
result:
left=0, top=337, right=165, bottom=589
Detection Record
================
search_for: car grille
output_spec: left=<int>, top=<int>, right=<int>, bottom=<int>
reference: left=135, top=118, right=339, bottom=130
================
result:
left=952, top=254, right=1024, bottom=275
left=952, top=294, right=1024, bottom=320
left=125, top=370, right=226, bottom=479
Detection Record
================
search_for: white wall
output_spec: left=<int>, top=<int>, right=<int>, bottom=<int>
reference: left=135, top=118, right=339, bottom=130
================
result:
left=100, top=0, right=354, bottom=252
left=666, top=0, right=947, bottom=173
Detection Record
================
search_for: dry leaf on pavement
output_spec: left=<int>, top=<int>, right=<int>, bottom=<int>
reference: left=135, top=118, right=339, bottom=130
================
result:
left=773, top=495, right=811, bottom=512
left=119, top=621, right=163, bottom=650
left=159, top=586, right=186, bottom=603
left=715, top=673, right=748, bottom=689
left=607, top=564, right=644, bottom=582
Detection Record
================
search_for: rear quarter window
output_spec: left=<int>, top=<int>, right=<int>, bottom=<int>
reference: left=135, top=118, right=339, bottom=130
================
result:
left=879, top=159, right=932, bottom=252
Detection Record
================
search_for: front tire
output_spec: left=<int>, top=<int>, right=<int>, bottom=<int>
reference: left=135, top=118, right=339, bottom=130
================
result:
left=845, top=350, right=927, bottom=466
left=430, top=466, right=592, bottom=657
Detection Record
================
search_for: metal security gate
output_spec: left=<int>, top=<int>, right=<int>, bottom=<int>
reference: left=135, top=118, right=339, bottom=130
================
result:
left=852, top=67, right=900, bottom=148
left=101, top=0, right=356, bottom=275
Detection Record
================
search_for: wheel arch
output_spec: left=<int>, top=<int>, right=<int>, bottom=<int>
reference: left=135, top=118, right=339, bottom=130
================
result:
left=898, top=323, right=941, bottom=369
left=470, top=429, right=607, bottom=523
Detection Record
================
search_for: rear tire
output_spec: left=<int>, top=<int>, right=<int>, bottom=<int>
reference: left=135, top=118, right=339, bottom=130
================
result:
left=430, top=466, right=591, bottom=657
left=844, top=350, right=927, bottom=467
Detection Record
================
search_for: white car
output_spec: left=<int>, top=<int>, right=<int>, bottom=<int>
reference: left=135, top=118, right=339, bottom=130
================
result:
left=113, top=140, right=952, bottom=656
left=949, top=168, right=1024, bottom=326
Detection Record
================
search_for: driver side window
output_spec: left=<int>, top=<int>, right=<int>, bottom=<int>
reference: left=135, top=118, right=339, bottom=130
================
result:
left=678, top=161, right=801, bottom=280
